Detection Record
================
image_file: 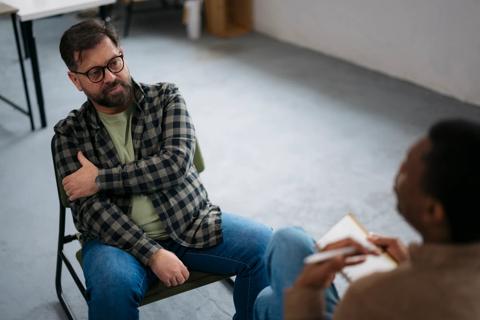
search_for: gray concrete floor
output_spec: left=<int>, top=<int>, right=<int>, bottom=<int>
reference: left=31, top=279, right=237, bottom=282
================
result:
left=1, top=6, right=480, bottom=320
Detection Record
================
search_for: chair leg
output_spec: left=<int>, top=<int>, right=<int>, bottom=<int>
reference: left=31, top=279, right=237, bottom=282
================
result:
left=55, top=253, right=75, bottom=320
left=55, top=202, right=75, bottom=320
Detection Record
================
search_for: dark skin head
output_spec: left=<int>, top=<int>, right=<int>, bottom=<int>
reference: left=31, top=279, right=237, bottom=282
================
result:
left=394, top=137, right=451, bottom=243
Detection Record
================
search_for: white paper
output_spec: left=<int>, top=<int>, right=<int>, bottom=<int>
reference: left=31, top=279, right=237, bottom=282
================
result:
left=318, top=214, right=397, bottom=282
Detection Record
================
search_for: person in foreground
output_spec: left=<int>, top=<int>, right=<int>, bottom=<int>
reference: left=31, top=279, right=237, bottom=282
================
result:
left=254, top=119, right=480, bottom=320
left=54, top=19, right=272, bottom=320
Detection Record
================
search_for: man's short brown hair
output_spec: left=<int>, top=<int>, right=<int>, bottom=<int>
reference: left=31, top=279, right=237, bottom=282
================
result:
left=59, top=19, right=119, bottom=71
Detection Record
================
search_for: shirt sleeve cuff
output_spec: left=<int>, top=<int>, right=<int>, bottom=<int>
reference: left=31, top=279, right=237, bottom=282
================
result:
left=96, top=167, right=123, bottom=192
left=130, top=236, right=163, bottom=266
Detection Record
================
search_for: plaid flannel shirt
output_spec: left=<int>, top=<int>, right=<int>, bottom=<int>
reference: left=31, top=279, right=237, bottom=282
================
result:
left=53, top=82, right=222, bottom=265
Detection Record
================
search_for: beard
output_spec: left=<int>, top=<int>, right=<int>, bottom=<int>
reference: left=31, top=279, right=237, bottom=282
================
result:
left=86, top=78, right=133, bottom=109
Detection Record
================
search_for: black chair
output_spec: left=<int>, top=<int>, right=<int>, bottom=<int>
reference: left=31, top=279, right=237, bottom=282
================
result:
left=52, top=134, right=233, bottom=319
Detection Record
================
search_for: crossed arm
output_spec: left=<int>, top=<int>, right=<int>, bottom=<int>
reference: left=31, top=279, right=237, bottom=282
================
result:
left=53, top=133, right=161, bottom=266
left=63, top=91, right=196, bottom=201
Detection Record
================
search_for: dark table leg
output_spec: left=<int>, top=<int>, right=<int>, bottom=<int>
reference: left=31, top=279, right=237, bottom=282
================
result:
left=20, top=21, right=30, bottom=59
left=12, top=14, right=34, bottom=131
left=22, top=20, right=47, bottom=128
left=99, top=5, right=112, bottom=21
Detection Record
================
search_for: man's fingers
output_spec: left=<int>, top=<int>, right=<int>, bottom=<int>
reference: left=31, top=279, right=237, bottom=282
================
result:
left=77, top=151, right=89, bottom=166
left=323, top=238, right=379, bottom=255
left=62, top=171, right=78, bottom=187
left=367, top=234, right=396, bottom=246
left=322, top=238, right=353, bottom=250
left=170, top=278, right=179, bottom=287
left=176, top=274, right=186, bottom=285
left=344, top=255, right=367, bottom=266
left=181, top=267, right=190, bottom=280
left=323, top=238, right=362, bottom=251
left=303, top=256, right=347, bottom=288
left=367, top=234, right=408, bottom=263
left=324, top=256, right=347, bottom=272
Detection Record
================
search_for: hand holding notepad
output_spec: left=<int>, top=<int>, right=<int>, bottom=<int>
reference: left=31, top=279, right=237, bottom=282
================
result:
left=306, top=213, right=398, bottom=282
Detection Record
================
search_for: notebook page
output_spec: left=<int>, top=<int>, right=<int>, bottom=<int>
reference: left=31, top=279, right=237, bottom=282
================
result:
left=317, top=214, right=397, bottom=282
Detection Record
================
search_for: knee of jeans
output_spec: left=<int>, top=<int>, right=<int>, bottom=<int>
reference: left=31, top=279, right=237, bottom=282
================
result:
left=253, top=286, right=278, bottom=320
left=235, top=224, right=273, bottom=276
left=87, top=267, right=145, bottom=307
left=267, top=227, right=315, bottom=260
left=255, top=285, right=273, bottom=305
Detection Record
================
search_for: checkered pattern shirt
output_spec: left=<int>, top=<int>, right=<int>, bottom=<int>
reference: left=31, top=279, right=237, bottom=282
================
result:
left=53, top=82, right=222, bottom=265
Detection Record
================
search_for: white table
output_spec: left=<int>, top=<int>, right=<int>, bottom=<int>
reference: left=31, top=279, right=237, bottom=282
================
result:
left=2, top=0, right=116, bottom=128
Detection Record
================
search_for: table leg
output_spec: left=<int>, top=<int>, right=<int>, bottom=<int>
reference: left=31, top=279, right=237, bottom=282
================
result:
left=11, top=14, right=34, bottom=131
left=99, top=5, right=111, bottom=22
left=22, top=20, right=47, bottom=128
left=20, top=21, right=30, bottom=59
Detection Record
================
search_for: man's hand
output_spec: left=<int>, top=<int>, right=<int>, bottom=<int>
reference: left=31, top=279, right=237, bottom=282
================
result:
left=62, top=151, right=99, bottom=201
left=306, top=237, right=380, bottom=287
left=295, top=256, right=348, bottom=290
left=149, top=248, right=190, bottom=287
left=320, top=237, right=381, bottom=256
left=367, top=234, right=409, bottom=263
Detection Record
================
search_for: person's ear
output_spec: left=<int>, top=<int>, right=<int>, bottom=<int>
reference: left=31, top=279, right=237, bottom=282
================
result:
left=423, top=198, right=447, bottom=226
left=68, top=71, right=83, bottom=92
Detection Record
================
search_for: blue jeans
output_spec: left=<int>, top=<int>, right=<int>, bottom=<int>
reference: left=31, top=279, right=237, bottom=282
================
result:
left=253, top=227, right=340, bottom=320
left=82, top=213, right=272, bottom=320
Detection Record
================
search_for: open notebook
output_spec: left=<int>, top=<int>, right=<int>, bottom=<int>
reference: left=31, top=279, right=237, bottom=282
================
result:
left=316, top=213, right=398, bottom=282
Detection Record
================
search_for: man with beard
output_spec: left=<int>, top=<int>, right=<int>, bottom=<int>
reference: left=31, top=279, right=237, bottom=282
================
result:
left=54, top=19, right=272, bottom=320
left=254, top=119, right=480, bottom=320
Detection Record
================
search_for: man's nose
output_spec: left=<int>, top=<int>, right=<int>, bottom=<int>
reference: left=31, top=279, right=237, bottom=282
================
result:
left=103, top=68, right=116, bottom=83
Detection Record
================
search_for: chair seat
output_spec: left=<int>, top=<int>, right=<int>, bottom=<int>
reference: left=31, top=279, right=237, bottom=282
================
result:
left=75, top=250, right=232, bottom=305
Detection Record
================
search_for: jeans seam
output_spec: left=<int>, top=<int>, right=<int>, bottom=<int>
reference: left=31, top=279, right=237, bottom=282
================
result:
left=136, top=269, right=148, bottom=304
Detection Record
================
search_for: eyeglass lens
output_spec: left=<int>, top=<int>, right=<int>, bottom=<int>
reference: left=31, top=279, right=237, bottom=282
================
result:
left=87, top=56, right=124, bottom=82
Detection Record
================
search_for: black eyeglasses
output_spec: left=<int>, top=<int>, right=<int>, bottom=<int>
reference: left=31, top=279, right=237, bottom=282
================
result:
left=71, top=55, right=124, bottom=83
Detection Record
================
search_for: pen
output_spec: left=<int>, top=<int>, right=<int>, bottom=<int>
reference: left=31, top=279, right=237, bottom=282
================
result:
left=304, top=246, right=356, bottom=264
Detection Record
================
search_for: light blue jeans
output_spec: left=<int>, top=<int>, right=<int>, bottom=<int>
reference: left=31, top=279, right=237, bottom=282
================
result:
left=253, top=227, right=340, bottom=320
left=82, top=213, right=272, bottom=320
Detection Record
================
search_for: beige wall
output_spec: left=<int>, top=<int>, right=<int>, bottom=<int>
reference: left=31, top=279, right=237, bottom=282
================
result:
left=253, top=0, right=480, bottom=106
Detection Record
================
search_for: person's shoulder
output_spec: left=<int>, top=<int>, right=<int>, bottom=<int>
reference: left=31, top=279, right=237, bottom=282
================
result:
left=53, top=103, right=90, bottom=137
left=138, top=82, right=185, bottom=111
left=140, top=82, right=181, bottom=99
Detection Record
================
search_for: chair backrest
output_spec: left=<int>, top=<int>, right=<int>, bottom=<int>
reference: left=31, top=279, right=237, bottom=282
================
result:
left=51, top=135, right=205, bottom=209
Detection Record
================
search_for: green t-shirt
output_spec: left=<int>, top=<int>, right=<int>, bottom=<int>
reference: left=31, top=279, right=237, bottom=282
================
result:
left=98, top=106, right=168, bottom=240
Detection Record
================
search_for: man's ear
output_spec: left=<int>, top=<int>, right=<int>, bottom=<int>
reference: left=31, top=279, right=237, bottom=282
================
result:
left=68, top=71, right=83, bottom=92
left=423, top=198, right=447, bottom=226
